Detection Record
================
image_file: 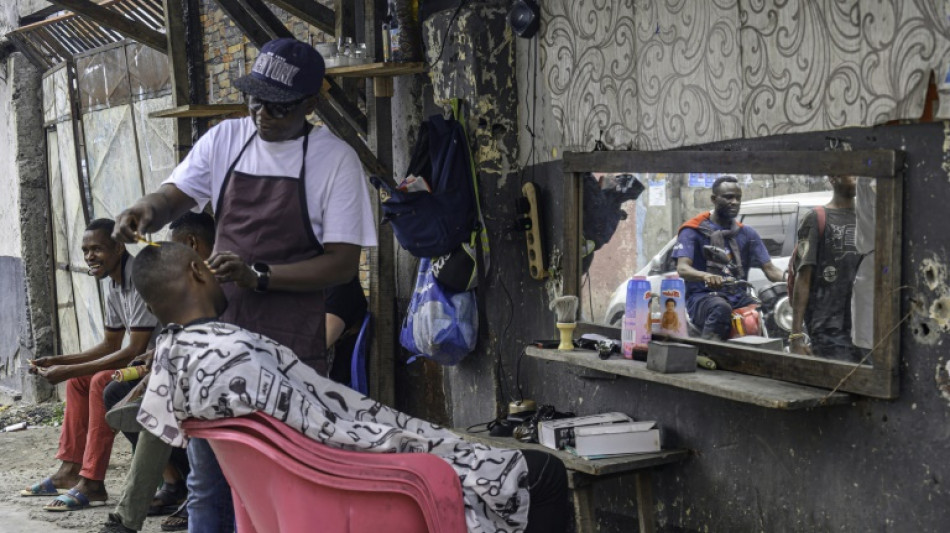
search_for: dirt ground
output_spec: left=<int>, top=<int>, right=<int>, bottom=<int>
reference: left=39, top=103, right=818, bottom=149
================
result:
left=0, top=402, right=167, bottom=533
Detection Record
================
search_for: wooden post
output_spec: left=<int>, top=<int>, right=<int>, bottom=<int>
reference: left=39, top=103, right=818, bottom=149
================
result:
left=635, top=472, right=657, bottom=533
left=364, top=0, right=396, bottom=405
left=162, top=0, right=193, bottom=161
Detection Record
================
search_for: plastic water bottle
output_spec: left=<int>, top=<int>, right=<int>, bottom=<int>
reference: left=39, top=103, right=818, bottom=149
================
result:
left=622, top=276, right=652, bottom=359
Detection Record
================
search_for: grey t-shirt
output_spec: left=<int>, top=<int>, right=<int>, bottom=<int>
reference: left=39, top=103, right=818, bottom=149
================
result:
left=795, top=207, right=862, bottom=358
left=104, top=253, right=160, bottom=347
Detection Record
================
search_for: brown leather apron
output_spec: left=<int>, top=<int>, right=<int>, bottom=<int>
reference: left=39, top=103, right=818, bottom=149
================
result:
left=214, top=126, right=327, bottom=375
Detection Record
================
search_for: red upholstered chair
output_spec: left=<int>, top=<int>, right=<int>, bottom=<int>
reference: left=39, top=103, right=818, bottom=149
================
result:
left=183, top=412, right=467, bottom=533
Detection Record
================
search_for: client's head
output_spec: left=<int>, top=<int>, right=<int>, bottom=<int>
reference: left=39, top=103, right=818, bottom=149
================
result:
left=132, top=242, right=228, bottom=325
left=169, top=212, right=215, bottom=260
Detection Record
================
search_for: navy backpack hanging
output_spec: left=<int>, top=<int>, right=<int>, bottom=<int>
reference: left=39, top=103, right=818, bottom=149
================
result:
left=370, top=111, right=478, bottom=259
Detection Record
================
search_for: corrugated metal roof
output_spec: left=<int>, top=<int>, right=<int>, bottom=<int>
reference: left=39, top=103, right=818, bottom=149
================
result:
left=7, top=0, right=165, bottom=69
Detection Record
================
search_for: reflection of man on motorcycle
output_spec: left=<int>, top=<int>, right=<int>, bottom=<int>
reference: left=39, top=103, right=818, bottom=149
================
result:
left=672, top=176, right=785, bottom=340
left=789, top=175, right=864, bottom=361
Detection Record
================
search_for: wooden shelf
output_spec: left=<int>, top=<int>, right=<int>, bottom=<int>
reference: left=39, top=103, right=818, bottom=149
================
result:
left=149, top=104, right=248, bottom=119
left=526, top=346, right=852, bottom=410
left=325, top=61, right=425, bottom=77
left=459, top=433, right=689, bottom=477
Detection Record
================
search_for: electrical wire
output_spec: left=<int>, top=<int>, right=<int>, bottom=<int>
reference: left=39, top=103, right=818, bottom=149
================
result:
left=426, top=0, right=468, bottom=69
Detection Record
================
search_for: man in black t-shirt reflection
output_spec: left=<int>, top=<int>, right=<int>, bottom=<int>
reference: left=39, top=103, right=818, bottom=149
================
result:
left=789, top=175, right=865, bottom=362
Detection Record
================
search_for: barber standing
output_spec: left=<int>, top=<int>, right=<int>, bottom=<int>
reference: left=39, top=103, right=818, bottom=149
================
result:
left=114, top=38, right=377, bottom=375
left=113, top=38, right=377, bottom=533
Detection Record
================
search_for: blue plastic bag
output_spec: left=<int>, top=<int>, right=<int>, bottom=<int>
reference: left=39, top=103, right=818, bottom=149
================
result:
left=400, top=258, right=478, bottom=365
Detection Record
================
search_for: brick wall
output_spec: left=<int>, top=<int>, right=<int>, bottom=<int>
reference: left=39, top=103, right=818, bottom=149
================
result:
left=200, top=0, right=335, bottom=104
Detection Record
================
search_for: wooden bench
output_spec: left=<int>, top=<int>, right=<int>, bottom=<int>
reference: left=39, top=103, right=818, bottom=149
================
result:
left=460, top=432, right=689, bottom=533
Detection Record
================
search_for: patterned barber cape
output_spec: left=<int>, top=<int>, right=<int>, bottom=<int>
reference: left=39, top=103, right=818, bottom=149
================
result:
left=138, top=321, right=529, bottom=532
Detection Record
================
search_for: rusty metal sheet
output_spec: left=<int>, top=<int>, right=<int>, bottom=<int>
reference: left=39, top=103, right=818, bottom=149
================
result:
left=127, top=42, right=172, bottom=99
left=77, top=44, right=131, bottom=113
left=53, top=66, right=71, bottom=124
left=57, top=120, right=104, bottom=349
left=46, top=129, right=82, bottom=356
left=132, top=96, right=176, bottom=194
left=83, top=104, right=146, bottom=222
left=42, top=71, right=57, bottom=126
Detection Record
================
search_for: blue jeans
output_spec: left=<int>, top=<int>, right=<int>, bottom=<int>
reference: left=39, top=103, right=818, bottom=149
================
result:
left=186, top=438, right=234, bottom=533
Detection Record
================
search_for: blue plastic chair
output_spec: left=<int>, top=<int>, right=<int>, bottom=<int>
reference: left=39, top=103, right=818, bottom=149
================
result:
left=350, top=312, right=372, bottom=394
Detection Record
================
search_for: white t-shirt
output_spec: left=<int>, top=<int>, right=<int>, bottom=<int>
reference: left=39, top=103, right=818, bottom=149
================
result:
left=164, top=117, right=377, bottom=247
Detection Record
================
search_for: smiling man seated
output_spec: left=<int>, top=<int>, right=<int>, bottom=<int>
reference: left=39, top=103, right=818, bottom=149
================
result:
left=23, top=219, right=159, bottom=511
left=130, top=242, right=569, bottom=533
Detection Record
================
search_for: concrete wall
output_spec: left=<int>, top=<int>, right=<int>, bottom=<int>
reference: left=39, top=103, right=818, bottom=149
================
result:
left=0, top=0, right=56, bottom=402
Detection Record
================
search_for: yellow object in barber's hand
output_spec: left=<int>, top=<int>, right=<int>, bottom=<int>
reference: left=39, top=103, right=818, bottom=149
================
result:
left=136, top=234, right=160, bottom=247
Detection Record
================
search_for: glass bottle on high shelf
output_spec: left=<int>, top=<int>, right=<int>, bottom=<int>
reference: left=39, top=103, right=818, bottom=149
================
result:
left=388, top=0, right=403, bottom=62
left=381, top=3, right=392, bottom=62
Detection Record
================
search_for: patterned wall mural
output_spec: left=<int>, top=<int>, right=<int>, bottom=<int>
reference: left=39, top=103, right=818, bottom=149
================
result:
left=540, top=0, right=950, bottom=150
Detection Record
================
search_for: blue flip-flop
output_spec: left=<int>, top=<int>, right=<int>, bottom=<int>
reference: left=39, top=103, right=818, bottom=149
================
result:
left=43, top=488, right=107, bottom=512
left=20, top=477, right=66, bottom=497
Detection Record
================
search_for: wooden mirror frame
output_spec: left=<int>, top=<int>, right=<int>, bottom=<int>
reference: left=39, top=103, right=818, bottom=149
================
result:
left=562, top=149, right=904, bottom=399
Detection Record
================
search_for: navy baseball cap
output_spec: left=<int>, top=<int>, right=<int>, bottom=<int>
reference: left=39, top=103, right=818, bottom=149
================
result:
left=235, top=38, right=325, bottom=103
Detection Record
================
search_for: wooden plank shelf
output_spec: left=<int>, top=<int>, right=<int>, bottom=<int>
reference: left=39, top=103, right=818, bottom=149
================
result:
left=325, top=61, right=425, bottom=77
left=149, top=104, right=248, bottom=118
left=526, top=346, right=852, bottom=410
left=459, top=433, right=688, bottom=477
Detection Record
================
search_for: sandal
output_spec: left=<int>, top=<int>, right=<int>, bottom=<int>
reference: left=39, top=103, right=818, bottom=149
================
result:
left=44, top=488, right=108, bottom=512
left=160, top=502, right=188, bottom=532
left=148, top=481, right=187, bottom=516
left=20, top=477, right=68, bottom=497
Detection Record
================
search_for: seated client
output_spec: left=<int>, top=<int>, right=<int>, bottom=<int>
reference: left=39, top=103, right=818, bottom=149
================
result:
left=130, top=242, right=569, bottom=533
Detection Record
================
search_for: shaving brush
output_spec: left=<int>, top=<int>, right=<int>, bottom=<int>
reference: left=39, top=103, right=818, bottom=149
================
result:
left=549, top=295, right=579, bottom=350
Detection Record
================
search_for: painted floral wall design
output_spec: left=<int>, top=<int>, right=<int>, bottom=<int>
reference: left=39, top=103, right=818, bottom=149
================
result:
left=540, top=0, right=950, bottom=150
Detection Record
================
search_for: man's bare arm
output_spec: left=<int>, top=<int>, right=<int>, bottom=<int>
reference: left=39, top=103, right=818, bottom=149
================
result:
left=114, top=184, right=197, bottom=243
left=676, top=256, right=725, bottom=290
left=35, top=329, right=152, bottom=384
left=761, top=261, right=785, bottom=282
left=790, top=265, right=813, bottom=355
left=209, top=242, right=361, bottom=292
left=31, top=329, right=124, bottom=368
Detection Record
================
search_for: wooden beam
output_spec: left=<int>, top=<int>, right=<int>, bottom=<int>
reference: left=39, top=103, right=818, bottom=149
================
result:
left=269, top=0, right=336, bottom=34
left=7, top=33, right=53, bottom=69
left=214, top=0, right=292, bottom=48
left=212, top=0, right=274, bottom=47
left=335, top=0, right=354, bottom=39
left=44, top=0, right=168, bottom=53
left=162, top=0, right=194, bottom=161
left=334, top=0, right=361, bottom=124
left=235, top=0, right=294, bottom=40
left=325, top=78, right=367, bottom=136
left=314, top=97, right=392, bottom=183
left=563, top=149, right=903, bottom=179
left=873, top=162, right=903, bottom=398
left=363, top=0, right=396, bottom=406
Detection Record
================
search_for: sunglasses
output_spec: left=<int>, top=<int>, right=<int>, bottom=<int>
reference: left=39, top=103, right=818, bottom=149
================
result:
left=246, top=95, right=306, bottom=119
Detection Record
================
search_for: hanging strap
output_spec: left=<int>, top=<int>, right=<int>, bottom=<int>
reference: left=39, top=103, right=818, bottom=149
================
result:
left=451, top=98, right=491, bottom=277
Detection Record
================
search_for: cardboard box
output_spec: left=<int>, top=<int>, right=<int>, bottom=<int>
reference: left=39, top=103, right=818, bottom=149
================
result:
left=539, top=412, right=633, bottom=451
left=567, top=421, right=661, bottom=458
left=646, top=341, right=697, bottom=373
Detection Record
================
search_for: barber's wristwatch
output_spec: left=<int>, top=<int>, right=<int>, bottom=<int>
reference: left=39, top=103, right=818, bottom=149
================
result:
left=252, top=262, right=271, bottom=292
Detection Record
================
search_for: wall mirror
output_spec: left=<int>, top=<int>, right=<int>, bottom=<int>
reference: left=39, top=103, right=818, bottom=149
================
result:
left=562, top=150, right=904, bottom=399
